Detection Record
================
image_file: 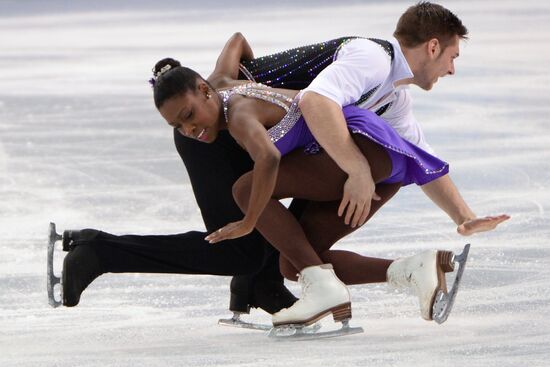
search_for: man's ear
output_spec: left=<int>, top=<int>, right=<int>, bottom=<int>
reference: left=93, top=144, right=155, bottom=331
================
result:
left=427, top=38, right=441, bottom=59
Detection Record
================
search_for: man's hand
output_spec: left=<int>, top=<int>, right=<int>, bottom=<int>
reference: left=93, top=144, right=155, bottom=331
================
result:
left=299, top=92, right=380, bottom=228
left=457, top=214, right=510, bottom=236
left=338, top=173, right=381, bottom=227
left=205, top=220, right=255, bottom=244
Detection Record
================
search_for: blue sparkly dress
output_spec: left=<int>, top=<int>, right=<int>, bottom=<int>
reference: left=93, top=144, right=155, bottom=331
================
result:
left=219, top=83, right=448, bottom=186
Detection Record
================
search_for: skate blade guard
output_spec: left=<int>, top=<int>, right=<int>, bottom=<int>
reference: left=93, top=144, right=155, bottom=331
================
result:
left=432, top=243, right=470, bottom=324
left=47, top=222, right=63, bottom=308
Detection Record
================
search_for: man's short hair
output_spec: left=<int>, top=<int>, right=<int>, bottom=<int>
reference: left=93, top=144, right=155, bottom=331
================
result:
left=394, top=2, right=468, bottom=49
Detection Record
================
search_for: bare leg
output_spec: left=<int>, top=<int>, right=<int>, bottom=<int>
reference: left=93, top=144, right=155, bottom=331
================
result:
left=279, top=182, right=401, bottom=284
left=233, top=135, right=394, bottom=273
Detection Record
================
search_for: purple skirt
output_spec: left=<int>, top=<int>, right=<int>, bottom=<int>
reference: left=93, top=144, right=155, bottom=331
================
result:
left=273, top=105, right=449, bottom=186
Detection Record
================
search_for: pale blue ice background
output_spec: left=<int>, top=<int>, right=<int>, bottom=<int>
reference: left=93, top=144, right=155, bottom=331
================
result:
left=1, top=0, right=549, bottom=366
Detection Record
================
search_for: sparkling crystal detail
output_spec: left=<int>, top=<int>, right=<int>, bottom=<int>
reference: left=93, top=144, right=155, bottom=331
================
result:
left=267, top=99, right=301, bottom=143
left=218, top=83, right=294, bottom=123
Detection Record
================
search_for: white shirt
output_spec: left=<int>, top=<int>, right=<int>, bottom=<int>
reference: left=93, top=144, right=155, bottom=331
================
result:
left=303, top=37, right=435, bottom=155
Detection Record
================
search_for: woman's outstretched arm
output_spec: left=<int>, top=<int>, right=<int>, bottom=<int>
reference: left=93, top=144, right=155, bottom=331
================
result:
left=208, top=32, right=254, bottom=85
left=206, top=107, right=280, bottom=243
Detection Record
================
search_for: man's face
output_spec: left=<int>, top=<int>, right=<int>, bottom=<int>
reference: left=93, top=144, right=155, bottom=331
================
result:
left=416, top=35, right=460, bottom=90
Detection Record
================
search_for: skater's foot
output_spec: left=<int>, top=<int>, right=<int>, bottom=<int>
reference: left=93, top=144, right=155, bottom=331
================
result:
left=62, top=242, right=104, bottom=307
left=250, top=279, right=297, bottom=314
left=229, top=276, right=297, bottom=315
left=387, top=250, right=455, bottom=320
left=229, top=276, right=252, bottom=314
left=272, top=264, right=350, bottom=326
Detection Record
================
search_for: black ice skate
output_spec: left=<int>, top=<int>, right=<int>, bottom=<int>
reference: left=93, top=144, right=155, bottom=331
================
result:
left=219, top=276, right=298, bottom=331
left=47, top=222, right=103, bottom=308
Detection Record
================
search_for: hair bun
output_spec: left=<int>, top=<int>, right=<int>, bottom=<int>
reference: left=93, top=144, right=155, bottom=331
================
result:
left=152, top=58, right=182, bottom=78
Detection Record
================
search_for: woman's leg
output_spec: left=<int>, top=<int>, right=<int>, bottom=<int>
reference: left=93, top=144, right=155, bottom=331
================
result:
left=232, top=134, right=393, bottom=272
left=279, top=182, right=401, bottom=284
left=174, top=130, right=298, bottom=314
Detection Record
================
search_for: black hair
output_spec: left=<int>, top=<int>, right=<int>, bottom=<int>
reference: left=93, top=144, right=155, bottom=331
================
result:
left=151, top=57, right=204, bottom=109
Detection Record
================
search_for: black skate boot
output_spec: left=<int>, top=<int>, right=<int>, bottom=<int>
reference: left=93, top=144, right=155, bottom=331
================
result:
left=230, top=277, right=298, bottom=314
left=250, top=279, right=297, bottom=314
left=229, top=275, right=253, bottom=314
left=229, top=276, right=297, bottom=314
left=61, top=229, right=105, bottom=307
left=220, top=275, right=297, bottom=331
left=219, top=247, right=298, bottom=331
left=228, top=248, right=298, bottom=315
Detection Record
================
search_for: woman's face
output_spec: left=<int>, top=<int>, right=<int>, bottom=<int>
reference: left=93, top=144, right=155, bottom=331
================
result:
left=159, top=81, right=223, bottom=143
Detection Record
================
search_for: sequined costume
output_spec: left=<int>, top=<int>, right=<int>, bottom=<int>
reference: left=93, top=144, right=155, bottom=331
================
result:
left=239, top=37, right=394, bottom=116
left=239, top=37, right=437, bottom=155
left=219, top=83, right=448, bottom=186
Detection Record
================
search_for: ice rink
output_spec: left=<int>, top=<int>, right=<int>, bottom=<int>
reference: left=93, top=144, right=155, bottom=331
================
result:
left=1, top=0, right=549, bottom=366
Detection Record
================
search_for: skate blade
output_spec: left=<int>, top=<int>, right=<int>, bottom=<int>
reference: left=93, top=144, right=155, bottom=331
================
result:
left=218, top=312, right=272, bottom=331
left=268, top=319, right=362, bottom=340
left=432, top=243, right=470, bottom=324
left=47, top=222, right=63, bottom=308
left=218, top=312, right=321, bottom=333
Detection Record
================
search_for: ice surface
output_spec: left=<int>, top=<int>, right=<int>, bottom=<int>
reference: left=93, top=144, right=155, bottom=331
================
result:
left=1, top=0, right=549, bottom=366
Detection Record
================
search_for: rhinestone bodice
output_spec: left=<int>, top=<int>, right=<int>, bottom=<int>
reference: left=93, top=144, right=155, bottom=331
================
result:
left=217, top=83, right=303, bottom=144
left=215, top=83, right=449, bottom=188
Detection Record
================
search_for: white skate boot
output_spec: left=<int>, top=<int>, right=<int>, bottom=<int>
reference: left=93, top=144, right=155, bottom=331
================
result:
left=387, top=245, right=470, bottom=324
left=272, top=264, right=350, bottom=326
left=269, top=264, right=363, bottom=339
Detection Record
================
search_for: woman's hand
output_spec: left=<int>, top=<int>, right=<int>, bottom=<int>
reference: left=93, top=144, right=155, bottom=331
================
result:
left=205, top=220, right=255, bottom=244
left=338, top=172, right=381, bottom=228
left=457, top=214, right=511, bottom=236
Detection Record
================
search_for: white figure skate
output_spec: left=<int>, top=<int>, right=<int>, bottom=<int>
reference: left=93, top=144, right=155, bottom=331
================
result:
left=387, top=244, right=470, bottom=324
left=269, top=264, right=363, bottom=340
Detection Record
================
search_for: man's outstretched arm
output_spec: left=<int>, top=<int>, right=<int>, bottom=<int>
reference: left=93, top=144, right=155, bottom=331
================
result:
left=421, top=175, right=510, bottom=235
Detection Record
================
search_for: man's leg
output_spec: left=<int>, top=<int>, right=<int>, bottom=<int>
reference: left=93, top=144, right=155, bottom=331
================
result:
left=174, top=129, right=297, bottom=314
left=62, top=228, right=268, bottom=306
left=62, top=129, right=297, bottom=312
